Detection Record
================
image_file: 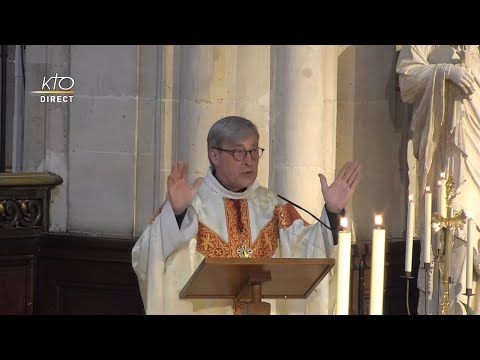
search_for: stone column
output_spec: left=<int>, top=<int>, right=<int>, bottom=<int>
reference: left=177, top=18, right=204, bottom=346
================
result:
left=269, top=45, right=338, bottom=222
left=176, top=45, right=270, bottom=185
left=134, top=45, right=161, bottom=235
left=155, top=45, right=177, bottom=212
left=176, top=45, right=230, bottom=181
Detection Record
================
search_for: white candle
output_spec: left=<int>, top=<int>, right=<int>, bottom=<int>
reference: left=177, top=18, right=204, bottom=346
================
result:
left=466, top=216, right=474, bottom=290
left=436, top=180, right=442, bottom=215
left=336, top=217, right=352, bottom=315
left=439, top=172, right=447, bottom=218
left=433, top=179, right=443, bottom=253
left=424, top=187, right=432, bottom=264
left=370, top=214, right=386, bottom=315
left=405, top=195, right=415, bottom=273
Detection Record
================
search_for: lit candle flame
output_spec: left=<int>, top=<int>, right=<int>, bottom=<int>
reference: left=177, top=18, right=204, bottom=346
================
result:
left=426, top=186, right=430, bottom=192
left=437, top=180, right=442, bottom=186
left=408, top=194, right=414, bottom=201
left=374, top=215, right=383, bottom=227
left=440, top=172, right=446, bottom=179
left=340, top=217, right=348, bottom=229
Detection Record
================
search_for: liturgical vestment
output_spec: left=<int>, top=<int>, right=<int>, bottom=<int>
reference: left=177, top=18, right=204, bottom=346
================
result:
left=132, top=166, right=338, bottom=314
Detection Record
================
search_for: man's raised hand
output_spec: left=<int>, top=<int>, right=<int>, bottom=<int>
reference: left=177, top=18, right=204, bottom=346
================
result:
left=167, top=162, right=203, bottom=215
left=318, top=160, right=361, bottom=214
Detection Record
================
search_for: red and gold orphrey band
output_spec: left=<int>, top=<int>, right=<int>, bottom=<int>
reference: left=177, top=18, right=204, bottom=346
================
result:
left=195, top=199, right=307, bottom=314
left=148, top=199, right=307, bottom=314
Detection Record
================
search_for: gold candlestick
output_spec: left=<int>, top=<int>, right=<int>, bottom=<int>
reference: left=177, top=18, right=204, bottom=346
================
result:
left=431, top=176, right=467, bottom=315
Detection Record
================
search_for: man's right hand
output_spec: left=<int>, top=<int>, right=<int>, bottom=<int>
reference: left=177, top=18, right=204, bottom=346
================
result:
left=167, top=162, right=203, bottom=215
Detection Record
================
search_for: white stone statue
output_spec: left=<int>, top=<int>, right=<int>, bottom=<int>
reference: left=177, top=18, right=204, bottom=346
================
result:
left=397, top=45, right=480, bottom=315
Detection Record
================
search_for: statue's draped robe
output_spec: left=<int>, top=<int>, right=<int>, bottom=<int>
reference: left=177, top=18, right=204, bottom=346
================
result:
left=397, top=45, right=480, bottom=314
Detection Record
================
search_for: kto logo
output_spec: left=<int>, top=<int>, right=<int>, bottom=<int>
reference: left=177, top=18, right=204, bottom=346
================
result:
left=31, top=73, right=75, bottom=103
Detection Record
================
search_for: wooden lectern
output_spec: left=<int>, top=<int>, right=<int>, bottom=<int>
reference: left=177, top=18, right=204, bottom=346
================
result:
left=179, top=258, right=335, bottom=315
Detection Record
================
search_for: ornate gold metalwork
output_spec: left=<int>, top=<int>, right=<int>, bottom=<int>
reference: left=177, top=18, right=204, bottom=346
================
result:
left=237, top=244, right=253, bottom=258
left=432, top=176, right=467, bottom=315
left=445, top=176, right=457, bottom=208
left=21, top=200, right=28, bottom=213
left=0, top=199, right=42, bottom=229
left=0, top=172, right=62, bottom=236
left=432, top=209, right=467, bottom=231
left=440, top=278, right=450, bottom=315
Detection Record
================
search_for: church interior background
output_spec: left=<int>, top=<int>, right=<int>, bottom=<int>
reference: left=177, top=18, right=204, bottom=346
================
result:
left=0, top=45, right=420, bottom=315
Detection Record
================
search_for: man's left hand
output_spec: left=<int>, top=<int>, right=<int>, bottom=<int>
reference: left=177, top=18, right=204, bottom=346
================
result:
left=318, top=160, right=361, bottom=213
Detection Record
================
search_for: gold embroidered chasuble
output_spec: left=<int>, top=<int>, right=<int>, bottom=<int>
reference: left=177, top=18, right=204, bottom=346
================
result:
left=132, top=167, right=336, bottom=315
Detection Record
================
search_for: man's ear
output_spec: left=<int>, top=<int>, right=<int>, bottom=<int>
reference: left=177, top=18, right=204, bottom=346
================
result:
left=209, top=148, right=220, bottom=166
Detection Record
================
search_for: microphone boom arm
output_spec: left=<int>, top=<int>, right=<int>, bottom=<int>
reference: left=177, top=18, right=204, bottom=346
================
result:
left=276, top=194, right=332, bottom=232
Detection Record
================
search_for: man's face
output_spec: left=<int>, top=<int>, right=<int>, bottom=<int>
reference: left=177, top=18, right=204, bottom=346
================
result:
left=210, top=134, right=260, bottom=192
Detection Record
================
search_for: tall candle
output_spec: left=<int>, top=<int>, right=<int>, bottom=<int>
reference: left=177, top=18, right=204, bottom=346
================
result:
left=466, top=216, right=474, bottom=290
left=424, top=187, right=432, bottom=264
left=370, top=214, right=386, bottom=315
left=433, top=179, right=443, bottom=253
left=336, top=217, right=352, bottom=315
left=405, top=195, right=414, bottom=273
left=444, top=206, right=454, bottom=303
left=439, top=172, right=447, bottom=218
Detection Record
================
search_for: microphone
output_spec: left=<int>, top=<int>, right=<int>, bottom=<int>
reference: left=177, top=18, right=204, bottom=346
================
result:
left=276, top=194, right=332, bottom=232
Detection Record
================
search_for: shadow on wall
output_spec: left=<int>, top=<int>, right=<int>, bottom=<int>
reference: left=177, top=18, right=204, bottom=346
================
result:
left=336, top=45, right=410, bottom=242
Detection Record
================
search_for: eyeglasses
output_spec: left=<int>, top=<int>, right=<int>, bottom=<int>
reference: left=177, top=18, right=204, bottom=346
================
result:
left=213, top=147, right=265, bottom=161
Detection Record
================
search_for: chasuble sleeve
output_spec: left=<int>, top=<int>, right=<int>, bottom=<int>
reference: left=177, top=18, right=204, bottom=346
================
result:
left=131, top=200, right=198, bottom=314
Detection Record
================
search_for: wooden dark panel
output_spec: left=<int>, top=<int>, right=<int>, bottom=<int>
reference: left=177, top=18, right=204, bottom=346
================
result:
left=0, top=254, right=35, bottom=314
left=56, top=282, right=143, bottom=315
left=36, top=234, right=144, bottom=315
left=0, top=231, right=420, bottom=315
